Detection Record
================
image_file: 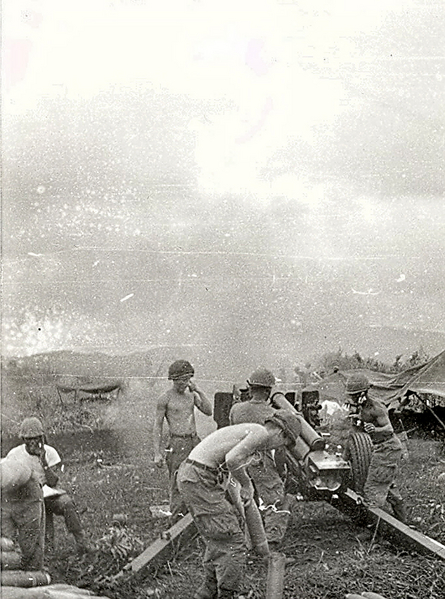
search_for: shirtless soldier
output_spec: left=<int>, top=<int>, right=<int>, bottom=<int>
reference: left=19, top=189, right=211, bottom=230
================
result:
left=153, top=360, right=213, bottom=523
left=177, top=408, right=301, bottom=599
left=345, top=373, right=406, bottom=523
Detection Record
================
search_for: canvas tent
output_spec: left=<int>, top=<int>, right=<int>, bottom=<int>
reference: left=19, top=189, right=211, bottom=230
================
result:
left=56, top=377, right=124, bottom=403
left=316, top=350, right=445, bottom=410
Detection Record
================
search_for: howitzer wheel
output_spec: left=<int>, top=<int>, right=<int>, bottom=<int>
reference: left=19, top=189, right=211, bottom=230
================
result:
left=343, top=432, right=373, bottom=494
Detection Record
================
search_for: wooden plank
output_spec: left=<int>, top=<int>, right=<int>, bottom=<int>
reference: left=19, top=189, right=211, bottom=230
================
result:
left=117, top=488, right=445, bottom=581
left=332, top=489, right=445, bottom=560
left=115, top=513, right=196, bottom=578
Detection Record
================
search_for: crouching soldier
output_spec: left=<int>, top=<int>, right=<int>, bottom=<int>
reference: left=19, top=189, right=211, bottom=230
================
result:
left=345, top=374, right=406, bottom=523
left=177, top=408, right=301, bottom=599
left=7, top=417, right=95, bottom=555
left=229, top=368, right=291, bottom=549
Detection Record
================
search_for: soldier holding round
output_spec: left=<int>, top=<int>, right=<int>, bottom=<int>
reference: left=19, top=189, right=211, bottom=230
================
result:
left=153, top=360, right=213, bottom=523
left=177, top=407, right=301, bottom=599
left=345, top=373, right=406, bottom=522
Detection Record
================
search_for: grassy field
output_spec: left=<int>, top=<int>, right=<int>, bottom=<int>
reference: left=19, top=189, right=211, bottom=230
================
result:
left=2, top=374, right=444, bottom=599
left=3, top=427, right=443, bottom=599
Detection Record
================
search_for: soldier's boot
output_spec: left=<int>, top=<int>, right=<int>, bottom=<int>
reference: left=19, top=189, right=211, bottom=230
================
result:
left=73, top=532, right=97, bottom=555
left=390, top=498, right=407, bottom=524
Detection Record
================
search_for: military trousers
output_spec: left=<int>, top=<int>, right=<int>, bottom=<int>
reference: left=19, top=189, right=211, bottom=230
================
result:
left=177, top=460, right=247, bottom=596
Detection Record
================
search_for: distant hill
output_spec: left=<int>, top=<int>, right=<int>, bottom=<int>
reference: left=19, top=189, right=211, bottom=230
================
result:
left=3, top=349, right=156, bottom=383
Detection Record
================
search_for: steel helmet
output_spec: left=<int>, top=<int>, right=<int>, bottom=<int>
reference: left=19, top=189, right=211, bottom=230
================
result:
left=265, top=409, right=302, bottom=447
left=346, top=373, right=370, bottom=395
left=19, top=417, right=45, bottom=438
left=168, top=360, right=195, bottom=380
left=247, top=368, right=276, bottom=388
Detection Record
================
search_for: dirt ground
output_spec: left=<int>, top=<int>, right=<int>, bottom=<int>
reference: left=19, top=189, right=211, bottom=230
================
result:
left=3, top=425, right=444, bottom=599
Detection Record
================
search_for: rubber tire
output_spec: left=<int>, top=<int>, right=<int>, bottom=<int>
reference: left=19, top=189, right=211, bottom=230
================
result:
left=343, top=432, right=373, bottom=494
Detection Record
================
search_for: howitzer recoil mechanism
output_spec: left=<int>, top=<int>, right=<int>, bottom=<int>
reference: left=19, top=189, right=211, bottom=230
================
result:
left=270, top=392, right=350, bottom=497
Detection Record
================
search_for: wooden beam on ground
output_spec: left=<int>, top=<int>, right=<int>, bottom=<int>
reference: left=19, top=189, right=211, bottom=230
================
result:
left=114, top=513, right=197, bottom=579
left=331, top=489, right=445, bottom=560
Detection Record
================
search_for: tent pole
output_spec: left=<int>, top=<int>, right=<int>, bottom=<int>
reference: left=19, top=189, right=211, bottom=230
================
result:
left=412, top=393, right=445, bottom=431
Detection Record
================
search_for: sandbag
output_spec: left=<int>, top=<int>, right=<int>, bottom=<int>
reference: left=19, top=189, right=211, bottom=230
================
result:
left=0, top=457, right=32, bottom=493
left=1, top=585, right=111, bottom=599
left=1, top=587, right=50, bottom=599
left=1, top=538, right=16, bottom=552
left=1, top=550, right=22, bottom=569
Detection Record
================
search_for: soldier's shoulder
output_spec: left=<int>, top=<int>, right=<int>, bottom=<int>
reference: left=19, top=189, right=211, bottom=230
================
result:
left=370, top=398, right=388, bottom=413
left=156, top=389, right=174, bottom=405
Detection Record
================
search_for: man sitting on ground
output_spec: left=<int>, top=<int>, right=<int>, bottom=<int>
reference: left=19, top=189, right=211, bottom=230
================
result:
left=7, top=417, right=95, bottom=555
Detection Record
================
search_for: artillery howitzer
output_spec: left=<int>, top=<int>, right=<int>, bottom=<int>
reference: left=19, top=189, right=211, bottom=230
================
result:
left=118, top=389, right=445, bottom=579
left=270, top=392, right=352, bottom=499
left=214, top=388, right=370, bottom=499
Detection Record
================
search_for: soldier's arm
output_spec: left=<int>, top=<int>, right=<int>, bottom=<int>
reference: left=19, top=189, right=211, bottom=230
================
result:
left=42, top=462, right=59, bottom=488
left=228, top=404, right=239, bottom=425
left=153, top=396, right=168, bottom=464
left=39, top=447, right=59, bottom=488
left=189, top=382, right=213, bottom=416
left=364, top=403, right=393, bottom=435
left=225, top=427, right=269, bottom=487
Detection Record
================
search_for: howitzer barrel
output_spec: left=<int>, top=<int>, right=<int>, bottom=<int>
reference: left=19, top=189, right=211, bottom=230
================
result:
left=271, top=393, right=326, bottom=453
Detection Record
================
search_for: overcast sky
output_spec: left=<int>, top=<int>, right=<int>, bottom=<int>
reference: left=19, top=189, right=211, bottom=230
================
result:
left=2, top=0, right=444, bottom=379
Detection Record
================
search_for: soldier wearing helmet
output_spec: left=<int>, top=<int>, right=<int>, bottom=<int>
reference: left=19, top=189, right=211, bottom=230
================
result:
left=153, top=360, right=213, bottom=523
left=345, top=374, right=406, bottom=524
left=228, top=369, right=291, bottom=548
left=177, top=407, right=300, bottom=599
left=7, top=417, right=95, bottom=555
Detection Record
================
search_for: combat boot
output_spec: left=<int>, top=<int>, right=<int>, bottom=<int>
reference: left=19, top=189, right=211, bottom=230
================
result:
left=74, top=533, right=97, bottom=555
left=391, top=499, right=407, bottom=524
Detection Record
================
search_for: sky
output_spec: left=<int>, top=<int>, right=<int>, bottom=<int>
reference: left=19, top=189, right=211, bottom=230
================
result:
left=2, top=0, right=445, bottom=380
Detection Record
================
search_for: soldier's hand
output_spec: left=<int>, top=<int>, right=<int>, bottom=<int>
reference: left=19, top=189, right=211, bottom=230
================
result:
left=187, top=380, right=198, bottom=393
left=36, top=443, right=47, bottom=462
left=364, top=423, right=375, bottom=434
left=240, top=482, right=255, bottom=506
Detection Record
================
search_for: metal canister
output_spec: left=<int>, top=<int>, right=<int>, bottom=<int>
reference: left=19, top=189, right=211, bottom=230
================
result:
left=0, top=570, right=51, bottom=587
